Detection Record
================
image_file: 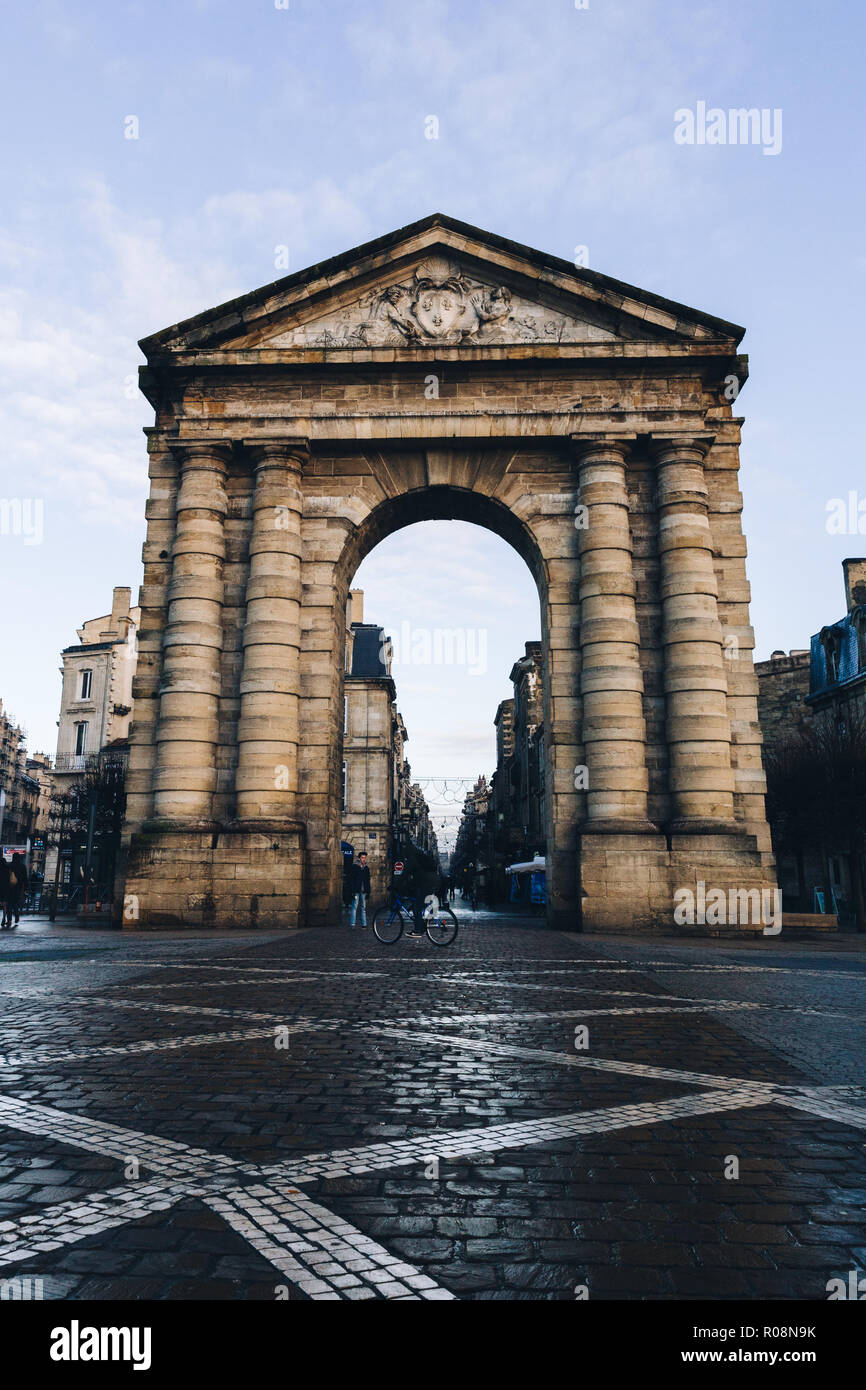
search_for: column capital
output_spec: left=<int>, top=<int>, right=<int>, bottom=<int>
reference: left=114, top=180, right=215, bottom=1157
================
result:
left=570, top=434, right=635, bottom=464
left=648, top=434, right=715, bottom=462
left=171, top=440, right=234, bottom=469
left=244, top=438, right=309, bottom=470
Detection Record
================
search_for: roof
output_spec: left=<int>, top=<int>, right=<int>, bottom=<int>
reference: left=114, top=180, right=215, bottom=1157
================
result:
left=348, top=624, right=390, bottom=678
left=140, top=212, right=746, bottom=357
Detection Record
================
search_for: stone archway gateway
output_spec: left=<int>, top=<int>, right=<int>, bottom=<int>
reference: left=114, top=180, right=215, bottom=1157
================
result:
left=121, top=214, right=775, bottom=932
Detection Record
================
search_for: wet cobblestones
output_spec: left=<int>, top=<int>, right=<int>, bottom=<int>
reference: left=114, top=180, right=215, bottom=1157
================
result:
left=0, top=914, right=864, bottom=1300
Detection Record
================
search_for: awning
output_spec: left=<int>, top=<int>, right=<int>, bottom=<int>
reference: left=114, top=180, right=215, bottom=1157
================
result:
left=505, top=855, right=546, bottom=875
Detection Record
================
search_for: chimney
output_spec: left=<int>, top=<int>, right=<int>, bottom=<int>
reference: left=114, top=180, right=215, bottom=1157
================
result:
left=111, top=586, right=131, bottom=622
left=100, top=586, right=132, bottom=641
left=843, top=559, right=866, bottom=611
left=349, top=588, right=364, bottom=624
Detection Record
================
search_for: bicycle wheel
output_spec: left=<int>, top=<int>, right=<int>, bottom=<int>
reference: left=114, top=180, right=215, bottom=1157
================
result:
left=373, top=903, right=405, bottom=944
left=426, top=906, right=458, bottom=946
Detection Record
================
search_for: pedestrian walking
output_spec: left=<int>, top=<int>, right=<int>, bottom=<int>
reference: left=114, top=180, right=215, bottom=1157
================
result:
left=5, top=853, right=28, bottom=929
left=438, top=869, right=449, bottom=907
left=347, top=851, right=371, bottom=927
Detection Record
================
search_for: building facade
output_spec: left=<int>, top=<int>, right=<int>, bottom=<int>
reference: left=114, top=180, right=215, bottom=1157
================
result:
left=46, top=587, right=139, bottom=891
left=484, top=642, right=547, bottom=898
left=755, top=649, right=811, bottom=751
left=401, top=777, right=438, bottom=859
left=24, top=752, right=53, bottom=876
left=341, top=590, right=399, bottom=901
left=453, top=775, right=490, bottom=885
left=808, top=559, right=866, bottom=716
left=509, top=642, right=545, bottom=857
left=0, top=700, right=48, bottom=856
left=121, top=214, right=774, bottom=932
left=53, top=587, right=139, bottom=778
left=341, top=589, right=436, bottom=898
left=757, top=558, right=866, bottom=922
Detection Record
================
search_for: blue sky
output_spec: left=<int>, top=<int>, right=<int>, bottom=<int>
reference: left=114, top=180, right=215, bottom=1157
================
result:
left=1, top=1, right=864, bottom=822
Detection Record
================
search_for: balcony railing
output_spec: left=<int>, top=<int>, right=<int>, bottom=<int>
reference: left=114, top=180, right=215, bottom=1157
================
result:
left=54, top=749, right=129, bottom=773
left=54, top=754, right=90, bottom=772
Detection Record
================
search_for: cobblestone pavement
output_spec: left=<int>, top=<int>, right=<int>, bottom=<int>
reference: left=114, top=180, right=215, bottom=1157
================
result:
left=0, top=910, right=864, bottom=1301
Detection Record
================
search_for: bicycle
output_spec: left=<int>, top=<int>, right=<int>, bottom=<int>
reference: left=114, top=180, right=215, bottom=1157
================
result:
left=372, top=892, right=458, bottom=946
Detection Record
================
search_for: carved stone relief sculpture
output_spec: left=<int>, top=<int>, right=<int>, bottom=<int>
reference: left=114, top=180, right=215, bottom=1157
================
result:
left=266, top=255, right=617, bottom=348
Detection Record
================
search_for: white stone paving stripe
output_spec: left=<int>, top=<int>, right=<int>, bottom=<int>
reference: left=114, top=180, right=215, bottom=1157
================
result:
left=430, top=976, right=863, bottom=1016
left=205, top=1184, right=453, bottom=1300
left=775, top=1092, right=866, bottom=1130
left=271, top=1090, right=774, bottom=1184
left=0, top=1094, right=242, bottom=1175
left=0, top=1088, right=773, bottom=1280
left=0, top=1180, right=208, bottom=1268
left=0, top=989, right=322, bottom=1023
left=1, top=983, right=856, bottom=1028
left=0, top=1025, right=311, bottom=1068
left=389, top=1031, right=865, bottom=1129
left=68, top=964, right=389, bottom=979
left=367, top=1026, right=799, bottom=1095
left=366, top=1025, right=788, bottom=1090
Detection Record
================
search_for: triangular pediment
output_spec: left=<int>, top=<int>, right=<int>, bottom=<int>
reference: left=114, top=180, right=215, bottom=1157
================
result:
left=140, top=213, right=744, bottom=357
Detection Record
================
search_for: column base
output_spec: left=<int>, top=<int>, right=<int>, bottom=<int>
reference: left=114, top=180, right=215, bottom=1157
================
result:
left=121, top=819, right=305, bottom=929
left=578, top=817, right=660, bottom=836
left=666, top=818, right=741, bottom=836
left=578, top=826, right=778, bottom=936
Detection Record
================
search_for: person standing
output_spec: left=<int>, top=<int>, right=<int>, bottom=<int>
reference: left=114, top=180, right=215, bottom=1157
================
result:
left=5, top=853, right=28, bottom=928
left=476, top=861, right=491, bottom=909
left=347, top=851, right=371, bottom=928
left=0, top=855, right=11, bottom=929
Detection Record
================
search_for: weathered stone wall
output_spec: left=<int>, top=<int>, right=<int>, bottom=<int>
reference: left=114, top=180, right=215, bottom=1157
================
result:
left=755, top=651, right=812, bottom=749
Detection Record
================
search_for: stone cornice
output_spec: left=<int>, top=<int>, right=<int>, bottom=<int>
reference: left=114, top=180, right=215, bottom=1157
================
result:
left=153, top=408, right=718, bottom=447
left=143, top=340, right=743, bottom=370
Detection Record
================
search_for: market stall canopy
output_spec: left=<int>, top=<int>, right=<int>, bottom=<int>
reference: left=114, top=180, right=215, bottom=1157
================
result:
left=505, top=855, right=547, bottom=875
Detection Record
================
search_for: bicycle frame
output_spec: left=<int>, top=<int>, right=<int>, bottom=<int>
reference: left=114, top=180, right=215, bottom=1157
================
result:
left=386, top=892, right=439, bottom=919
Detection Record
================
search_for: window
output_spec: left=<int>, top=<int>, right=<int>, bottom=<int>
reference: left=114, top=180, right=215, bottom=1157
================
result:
left=342, top=760, right=348, bottom=813
left=344, top=695, right=348, bottom=734
left=79, top=669, right=92, bottom=700
left=74, top=722, right=88, bottom=756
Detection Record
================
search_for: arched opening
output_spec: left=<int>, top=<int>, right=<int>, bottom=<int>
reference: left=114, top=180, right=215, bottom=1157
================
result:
left=316, top=482, right=577, bottom=930
left=344, top=515, right=545, bottom=919
left=342, top=485, right=547, bottom=590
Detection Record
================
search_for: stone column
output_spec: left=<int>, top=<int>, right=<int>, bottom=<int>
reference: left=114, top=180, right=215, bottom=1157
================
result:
left=124, top=436, right=178, bottom=834
left=233, top=441, right=305, bottom=821
left=153, top=441, right=231, bottom=822
left=651, top=436, right=736, bottom=830
left=574, top=438, right=654, bottom=831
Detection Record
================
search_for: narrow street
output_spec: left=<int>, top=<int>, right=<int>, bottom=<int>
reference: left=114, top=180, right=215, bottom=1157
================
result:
left=1, top=912, right=864, bottom=1300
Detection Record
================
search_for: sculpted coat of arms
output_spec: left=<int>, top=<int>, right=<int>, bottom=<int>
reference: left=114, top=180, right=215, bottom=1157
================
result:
left=266, top=255, right=616, bottom=348
left=362, top=255, right=513, bottom=344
